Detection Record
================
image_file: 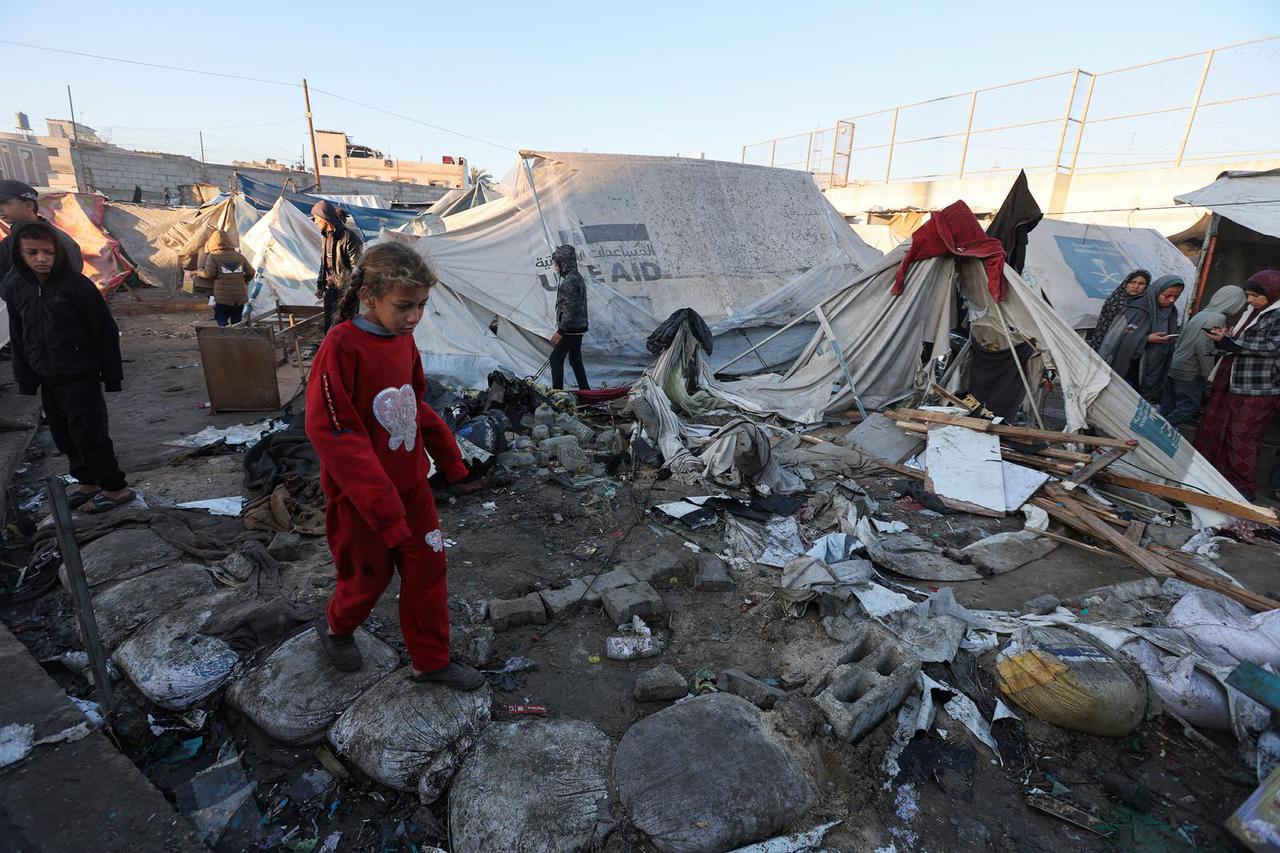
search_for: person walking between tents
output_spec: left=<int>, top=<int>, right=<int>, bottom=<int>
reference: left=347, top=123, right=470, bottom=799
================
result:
left=550, top=244, right=590, bottom=391
left=313, top=200, right=364, bottom=332
left=1, top=220, right=134, bottom=513
left=1193, top=271, right=1280, bottom=500
left=0, top=180, right=83, bottom=279
left=1159, top=285, right=1246, bottom=427
left=1088, top=269, right=1150, bottom=350
left=194, top=229, right=256, bottom=326
left=1097, top=275, right=1184, bottom=401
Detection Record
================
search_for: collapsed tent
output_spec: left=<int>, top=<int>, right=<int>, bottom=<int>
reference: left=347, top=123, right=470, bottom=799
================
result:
left=130, top=195, right=263, bottom=292
left=235, top=175, right=417, bottom=241
left=708, top=202, right=1247, bottom=525
left=1175, top=169, right=1280, bottom=311
left=426, top=182, right=502, bottom=218
left=410, top=151, right=880, bottom=388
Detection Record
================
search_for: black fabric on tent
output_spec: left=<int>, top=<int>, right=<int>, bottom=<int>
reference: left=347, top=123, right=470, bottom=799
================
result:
left=986, top=170, right=1043, bottom=274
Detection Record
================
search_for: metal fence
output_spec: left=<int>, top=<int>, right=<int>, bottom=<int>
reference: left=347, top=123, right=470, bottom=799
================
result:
left=741, top=36, right=1280, bottom=188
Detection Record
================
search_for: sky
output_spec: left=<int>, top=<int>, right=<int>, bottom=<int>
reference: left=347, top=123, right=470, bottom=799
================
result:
left=3, top=1, right=1277, bottom=178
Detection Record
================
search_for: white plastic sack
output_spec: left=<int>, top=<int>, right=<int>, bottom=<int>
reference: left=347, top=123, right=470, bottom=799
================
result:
left=1167, top=589, right=1280, bottom=668
left=112, top=591, right=239, bottom=710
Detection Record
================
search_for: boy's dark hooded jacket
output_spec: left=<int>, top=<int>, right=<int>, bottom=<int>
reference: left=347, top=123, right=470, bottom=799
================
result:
left=553, top=249, right=589, bottom=334
left=0, top=220, right=122, bottom=395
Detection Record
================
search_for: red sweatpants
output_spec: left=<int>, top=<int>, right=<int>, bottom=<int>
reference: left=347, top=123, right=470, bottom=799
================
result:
left=324, top=483, right=450, bottom=671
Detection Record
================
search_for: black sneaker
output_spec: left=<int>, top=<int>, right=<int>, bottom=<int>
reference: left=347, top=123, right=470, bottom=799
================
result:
left=314, top=620, right=363, bottom=672
left=411, top=660, right=485, bottom=691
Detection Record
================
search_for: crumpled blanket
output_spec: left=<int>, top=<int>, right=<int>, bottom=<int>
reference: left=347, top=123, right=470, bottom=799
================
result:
left=243, top=416, right=319, bottom=502
left=202, top=542, right=316, bottom=655
left=243, top=473, right=325, bottom=535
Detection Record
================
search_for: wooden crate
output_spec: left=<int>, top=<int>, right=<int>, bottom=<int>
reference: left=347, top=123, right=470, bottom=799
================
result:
left=194, top=321, right=281, bottom=412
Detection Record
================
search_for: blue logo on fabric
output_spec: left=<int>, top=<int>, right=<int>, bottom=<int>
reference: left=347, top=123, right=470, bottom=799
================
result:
left=1129, top=398, right=1180, bottom=458
left=1054, top=236, right=1131, bottom=300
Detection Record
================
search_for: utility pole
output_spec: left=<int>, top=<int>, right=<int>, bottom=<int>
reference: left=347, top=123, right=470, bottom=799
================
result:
left=302, top=78, right=322, bottom=190
left=65, top=85, right=79, bottom=146
left=198, top=131, right=206, bottom=163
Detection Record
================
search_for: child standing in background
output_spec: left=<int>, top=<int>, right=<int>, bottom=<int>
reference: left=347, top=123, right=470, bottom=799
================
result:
left=305, top=242, right=483, bottom=689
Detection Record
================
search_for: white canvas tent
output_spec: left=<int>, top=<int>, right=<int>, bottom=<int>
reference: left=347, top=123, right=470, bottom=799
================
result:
left=705, top=238, right=1247, bottom=526
left=411, top=151, right=879, bottom=387
left=243, top=198, right=323, bottom=316
left=1021, top=218, right=1194, bottom=329
left=1175, top=169, right=1280, bottom=240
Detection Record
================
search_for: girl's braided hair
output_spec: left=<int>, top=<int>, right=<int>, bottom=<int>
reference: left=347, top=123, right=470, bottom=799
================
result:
left=336, top=242, right=438, bottom=323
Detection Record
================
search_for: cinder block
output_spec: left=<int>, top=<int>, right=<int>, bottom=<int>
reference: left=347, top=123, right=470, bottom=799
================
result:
left=581, top=568, right=638, bottom=604
left=488, top=593, right=547, bottom=631
left=623, top=549, right=689, bottom=584
left=719, top=668, right=786, bottom=710
left=814, top=620, right=922, bottom=741
left=694, top=553, right=734, bottom=592
left=634, top=664, right=688, bottom=702
left=539, top=578, right=590, bottom=620
left=602, top=582, right=665, bottom=625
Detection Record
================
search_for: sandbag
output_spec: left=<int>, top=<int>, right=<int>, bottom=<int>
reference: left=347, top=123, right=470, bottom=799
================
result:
left=226, top=628, right=399, bottom=744
left=448, top=720, right=614, bottom=852
left=996, top=625, right=1147, bottom=737
left=65, top=527, right=180, bottom=591
left=613, top=693, right=814, bottom=852
left=1121, top=639, right=1232, bottom=732
left=85, top=563, right=216, bottom=651
left=328, top=668, right=490, bottom=798
left=1167, top=589, right=1280, bottom=668
left=112, top=591, right=240, bottom=710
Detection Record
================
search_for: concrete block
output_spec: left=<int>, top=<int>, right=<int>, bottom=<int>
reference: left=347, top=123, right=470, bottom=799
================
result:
left=814, top=621, right=921, bottom=741
left=719, top=669, right=786, bottom=710
left=488, top=593, right=548, bottom=631
left=602, top=582, right=665, bottom=625
left=634, top=664, right=688, bottom=702
left=267, top=531, right=302, bottom=562
left=846, top=412, right=924, bottom=464
left=539, top=578, right=590, bottom=620
left=694, top=553, right=734, bottom=592
left=581, top=568, right=638, bottom=604
left=623, top=548, right=689, bottom=584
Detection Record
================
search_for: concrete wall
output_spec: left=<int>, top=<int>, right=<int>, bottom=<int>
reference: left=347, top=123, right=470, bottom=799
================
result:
left=823, top=158, right=1280, bottom=236
left=55, top=143, right=449, bottom=206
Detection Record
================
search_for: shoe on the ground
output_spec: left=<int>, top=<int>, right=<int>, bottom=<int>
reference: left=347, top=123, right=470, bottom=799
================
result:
left=411, top=660, right=485, bottom=691
left=314, top=620, right=363, bottom=672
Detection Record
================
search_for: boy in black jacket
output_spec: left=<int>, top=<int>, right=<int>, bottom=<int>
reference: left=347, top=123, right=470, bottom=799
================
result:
left=1, top=220, right=133, bottom=512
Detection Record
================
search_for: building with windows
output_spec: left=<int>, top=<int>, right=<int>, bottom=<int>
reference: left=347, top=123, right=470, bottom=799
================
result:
left=315, top=130, right=465, bottom=188
left=0, top=113, right=56, bottom=186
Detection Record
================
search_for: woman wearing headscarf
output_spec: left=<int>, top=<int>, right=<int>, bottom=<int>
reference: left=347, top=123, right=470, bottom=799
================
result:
left=1159, top=285, right=1246, bottom=427
left=194, top=229, right=255, bottom=326
left=1194, top=271, right=1280, bottom=499
left=1096, top=274, right=1185, bottom=401
left=1088, top=269, right=1151, bottom=350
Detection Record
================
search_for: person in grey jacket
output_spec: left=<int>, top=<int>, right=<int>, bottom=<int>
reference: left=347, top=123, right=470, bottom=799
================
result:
left=549, top=244, right=590, bottom=390
left=1159, top=285, right=1245, bottom=427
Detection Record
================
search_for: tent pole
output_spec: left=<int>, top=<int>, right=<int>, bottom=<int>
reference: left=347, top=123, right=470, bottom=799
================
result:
left=992, top=300, right=1046, bottom=429
left=814, top=305, right=868, bottom=420
left=715, top=306, right=816, bottom=374
left=522, top=156, right=558, bottom=253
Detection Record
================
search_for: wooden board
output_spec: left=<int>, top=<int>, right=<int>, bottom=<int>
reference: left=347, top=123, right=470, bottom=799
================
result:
left=195, top=323, right=281, bottom=412
left=887, top=408, right=1136, bottom=449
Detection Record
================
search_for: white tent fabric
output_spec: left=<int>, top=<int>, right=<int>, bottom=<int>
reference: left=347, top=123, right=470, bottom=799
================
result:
left=243, top=199, right=322, bottom=316
left=1021, top=218, right=1194, bottom=330
left=313, top=192, right=389, bottom=209
left=711, top=245, right=1245, bottom=526
left=1175, top=169, right=1280, bottom=240
left=411, top=151, right=879, bottom=387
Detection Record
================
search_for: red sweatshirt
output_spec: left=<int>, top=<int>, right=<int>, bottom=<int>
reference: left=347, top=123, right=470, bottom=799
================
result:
left=305, top=320, right=468, bottom=548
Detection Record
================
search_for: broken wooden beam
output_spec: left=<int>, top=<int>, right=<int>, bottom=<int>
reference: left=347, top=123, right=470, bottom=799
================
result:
left=1063, top=447, right=1130, bottom=492
left=1099, top=472, right=1279, bottom=528
left=886, top=408, right=1136, bottom=449
left=1040, top=485, right=1174, bottom=579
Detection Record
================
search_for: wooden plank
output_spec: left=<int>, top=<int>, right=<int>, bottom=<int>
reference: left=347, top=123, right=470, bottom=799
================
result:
left=929, top=382, right=973, bottom=411
left=1030, top=528, right=1117, bottom=558
left=1123, top=521, right=1146, bottom=544
left=1099, top=472, right=1279, bottom=528
left=886, top=408, right=1136, bottom=449
left=1041, top=485, right=1173, bottom=578
left=1063, top=447, right=1130, bottom=492
left=1034, top=445, right=1095, bottom=464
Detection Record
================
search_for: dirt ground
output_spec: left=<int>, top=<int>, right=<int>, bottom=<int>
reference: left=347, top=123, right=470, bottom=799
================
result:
left=3, top=291, right=1279, bottom=852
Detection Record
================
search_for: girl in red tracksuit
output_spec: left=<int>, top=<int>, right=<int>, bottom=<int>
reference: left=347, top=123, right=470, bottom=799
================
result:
left=305, top=242, right=483, bottom=690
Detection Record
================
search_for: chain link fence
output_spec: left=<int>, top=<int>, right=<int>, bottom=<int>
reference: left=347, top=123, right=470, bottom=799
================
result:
left=741, top=36, right=1279, bottom=187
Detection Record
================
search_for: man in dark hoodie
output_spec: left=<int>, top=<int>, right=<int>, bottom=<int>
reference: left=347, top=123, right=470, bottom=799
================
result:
left=312, top=200, right=364, bottom=332
left=0, top=180, right=83, bottom=279
left=550, top=244, right=590, bottom=390
left=1, top=220, right=132, bottom=512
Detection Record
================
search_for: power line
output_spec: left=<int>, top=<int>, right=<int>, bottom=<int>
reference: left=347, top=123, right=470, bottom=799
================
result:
left=0, top=39, right=517, bottom=154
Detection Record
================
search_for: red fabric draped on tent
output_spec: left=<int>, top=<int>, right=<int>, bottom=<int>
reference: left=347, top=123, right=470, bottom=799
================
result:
left=892, top=200, right=1007, bottom=301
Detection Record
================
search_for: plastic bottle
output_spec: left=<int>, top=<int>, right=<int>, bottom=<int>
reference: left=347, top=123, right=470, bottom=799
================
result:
left=534, top=404, right=556, bottom=428
left=555, top=412, right=596, bottom=444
